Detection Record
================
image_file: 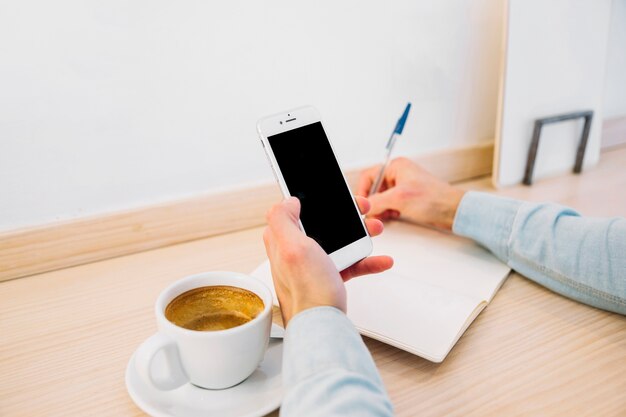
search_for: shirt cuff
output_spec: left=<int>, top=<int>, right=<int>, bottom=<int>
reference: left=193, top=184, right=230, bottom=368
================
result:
left=452, top=191, right=522, bottom=262
left=283, top=306, right=383, bottom=388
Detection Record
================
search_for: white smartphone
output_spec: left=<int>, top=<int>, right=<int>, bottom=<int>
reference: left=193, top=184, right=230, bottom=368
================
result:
left=257, top=105, right=373, bottom=271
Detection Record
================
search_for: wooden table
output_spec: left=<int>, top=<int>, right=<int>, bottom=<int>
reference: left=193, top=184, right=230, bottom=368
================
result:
left=1, top=147, right=625, bottom=416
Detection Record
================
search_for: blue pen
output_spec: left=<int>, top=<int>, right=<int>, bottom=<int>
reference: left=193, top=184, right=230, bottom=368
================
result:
left=369, top=102, right=411, bottom=195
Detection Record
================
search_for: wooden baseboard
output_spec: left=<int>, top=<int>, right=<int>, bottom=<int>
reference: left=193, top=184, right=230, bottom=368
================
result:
left=0, top=142, right=493, bottom=282
left=602, top=116, right=626, bottom=150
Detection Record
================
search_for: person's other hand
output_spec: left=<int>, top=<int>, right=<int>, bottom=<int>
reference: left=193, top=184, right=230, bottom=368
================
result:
left=357, top=157, right=466, bottom=231
left=263, top=196, right=393, bottom=325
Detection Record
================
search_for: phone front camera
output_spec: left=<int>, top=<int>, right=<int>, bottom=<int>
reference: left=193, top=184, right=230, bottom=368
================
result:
left=280, top=121, right=283, bottom=124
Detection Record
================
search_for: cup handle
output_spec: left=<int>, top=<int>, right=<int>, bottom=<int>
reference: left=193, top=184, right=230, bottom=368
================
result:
left=135, top=332, right=189, bottom=391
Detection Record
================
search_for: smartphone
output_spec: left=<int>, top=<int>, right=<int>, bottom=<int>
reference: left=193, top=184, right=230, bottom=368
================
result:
left=257, top=105, right=372, bottom=271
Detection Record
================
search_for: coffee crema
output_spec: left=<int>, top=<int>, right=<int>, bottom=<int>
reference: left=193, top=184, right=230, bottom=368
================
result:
left=165, top=285, right=264, bottom=331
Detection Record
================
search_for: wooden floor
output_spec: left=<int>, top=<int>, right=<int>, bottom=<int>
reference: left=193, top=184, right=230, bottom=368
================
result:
left=1, top=146, right=625, bottom=416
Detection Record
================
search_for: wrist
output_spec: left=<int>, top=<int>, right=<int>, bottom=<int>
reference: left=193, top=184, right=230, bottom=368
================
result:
left=433, top=188, right=465, bottom=231
left=293, top=300, right=345, bottom=318
left=287, top=305, right=345, bottom=326
left=281, top=300, right=343, bottom=326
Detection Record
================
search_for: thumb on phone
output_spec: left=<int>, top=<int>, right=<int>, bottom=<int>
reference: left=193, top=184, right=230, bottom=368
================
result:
left=266, top=197, right=302, bottom=240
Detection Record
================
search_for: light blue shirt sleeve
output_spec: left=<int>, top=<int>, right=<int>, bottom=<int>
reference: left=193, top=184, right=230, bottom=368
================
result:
left=453, top=191, right=626, bottom=315
left=280, top=306, right=394, bottom=417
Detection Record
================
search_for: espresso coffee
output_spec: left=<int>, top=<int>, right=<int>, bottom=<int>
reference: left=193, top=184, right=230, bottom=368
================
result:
left=165, top=285, right=264, bottom=331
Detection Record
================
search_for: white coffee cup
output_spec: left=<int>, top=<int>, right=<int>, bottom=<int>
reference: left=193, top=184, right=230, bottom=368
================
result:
left=135, top=271, right=273, bottom=390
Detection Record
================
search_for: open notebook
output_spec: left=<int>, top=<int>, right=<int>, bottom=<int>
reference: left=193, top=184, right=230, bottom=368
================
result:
left=251, top=221, right=511, bottom=362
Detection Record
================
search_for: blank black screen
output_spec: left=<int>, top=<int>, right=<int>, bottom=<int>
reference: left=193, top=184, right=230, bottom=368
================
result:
left=268, top=122, right=366, bottom=254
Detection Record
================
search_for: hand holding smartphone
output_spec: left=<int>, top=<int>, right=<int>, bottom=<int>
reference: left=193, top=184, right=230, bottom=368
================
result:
left=257, top=106, right=372, bottom=271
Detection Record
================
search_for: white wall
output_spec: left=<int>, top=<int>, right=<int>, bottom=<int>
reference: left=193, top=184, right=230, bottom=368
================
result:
left=0, top=0, right=503, bottom=230
left=604, top=0, right=626, bottom=119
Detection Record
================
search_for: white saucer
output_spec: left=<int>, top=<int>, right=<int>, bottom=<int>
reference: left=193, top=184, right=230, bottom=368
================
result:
left=126, top=338, right=283, bottom=417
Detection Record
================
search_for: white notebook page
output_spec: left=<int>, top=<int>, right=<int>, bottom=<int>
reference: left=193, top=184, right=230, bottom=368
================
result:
left=251, top=221, right=511, bottom=362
